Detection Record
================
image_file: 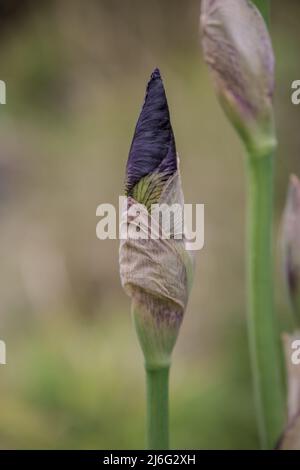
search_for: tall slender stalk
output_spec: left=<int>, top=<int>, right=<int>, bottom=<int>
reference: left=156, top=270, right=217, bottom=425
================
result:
left=132, top=301, right=171, bottom=450
left=246, top=149, right=285, bottom=449
left=146, top=367, right=169, bottom=449
left=244, top=0, right=285, bottom=450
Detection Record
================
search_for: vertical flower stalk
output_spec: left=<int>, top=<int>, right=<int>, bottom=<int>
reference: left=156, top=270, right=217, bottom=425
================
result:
left=119, top=69, right=194, bottom=449
left=200, top=0, right=285, bottom=448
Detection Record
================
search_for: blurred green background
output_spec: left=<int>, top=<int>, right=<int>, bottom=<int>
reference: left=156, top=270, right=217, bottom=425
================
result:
left=0, top=0, right=299, bottom=449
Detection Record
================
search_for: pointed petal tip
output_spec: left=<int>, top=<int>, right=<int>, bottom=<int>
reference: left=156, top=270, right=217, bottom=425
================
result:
left=150, top=68, right=161, bottom=80
left=143, top=68, right=165, bottom=105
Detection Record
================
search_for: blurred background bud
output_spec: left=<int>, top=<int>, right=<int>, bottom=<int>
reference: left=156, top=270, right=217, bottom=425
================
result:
left=120, top=69, right=194, bottom=368
left=282, top=175, right=300, bottom=326
left=278, top=333, right=300, bottom=450
left=200, top=0, right=276, bottom=156
left=278, top=414, right=300, bottom=450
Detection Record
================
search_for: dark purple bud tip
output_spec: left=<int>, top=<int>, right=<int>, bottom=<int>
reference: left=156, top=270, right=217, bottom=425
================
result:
left=125, top=68, right=177, bottom=196
left=151, top=68, right=161, bottom=80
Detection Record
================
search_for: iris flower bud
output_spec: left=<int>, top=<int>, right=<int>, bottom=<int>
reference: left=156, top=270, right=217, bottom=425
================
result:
left=282, top=175, right=300, bottom=326
left=200, top=0, right=276, bottom=156
left=119, top=69, right=194, bottom=368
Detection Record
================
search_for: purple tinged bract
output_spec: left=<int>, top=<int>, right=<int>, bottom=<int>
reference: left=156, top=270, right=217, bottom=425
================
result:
left=282, top=175, right=300, bottom=326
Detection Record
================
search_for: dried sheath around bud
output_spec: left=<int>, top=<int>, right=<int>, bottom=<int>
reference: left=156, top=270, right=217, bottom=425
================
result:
left=119, top=69, right=194, bottom=368
left=200, top=0, right=276, bottom=156
left=282, top=175, right=300, bottom=326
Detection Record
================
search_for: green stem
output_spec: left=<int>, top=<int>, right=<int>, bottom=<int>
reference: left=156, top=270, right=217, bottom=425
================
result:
left=146, top=366, right=170, bottom=450
left=252, top=0, right=270, bottom=26
left=246, top=152, right=285, bottom=449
